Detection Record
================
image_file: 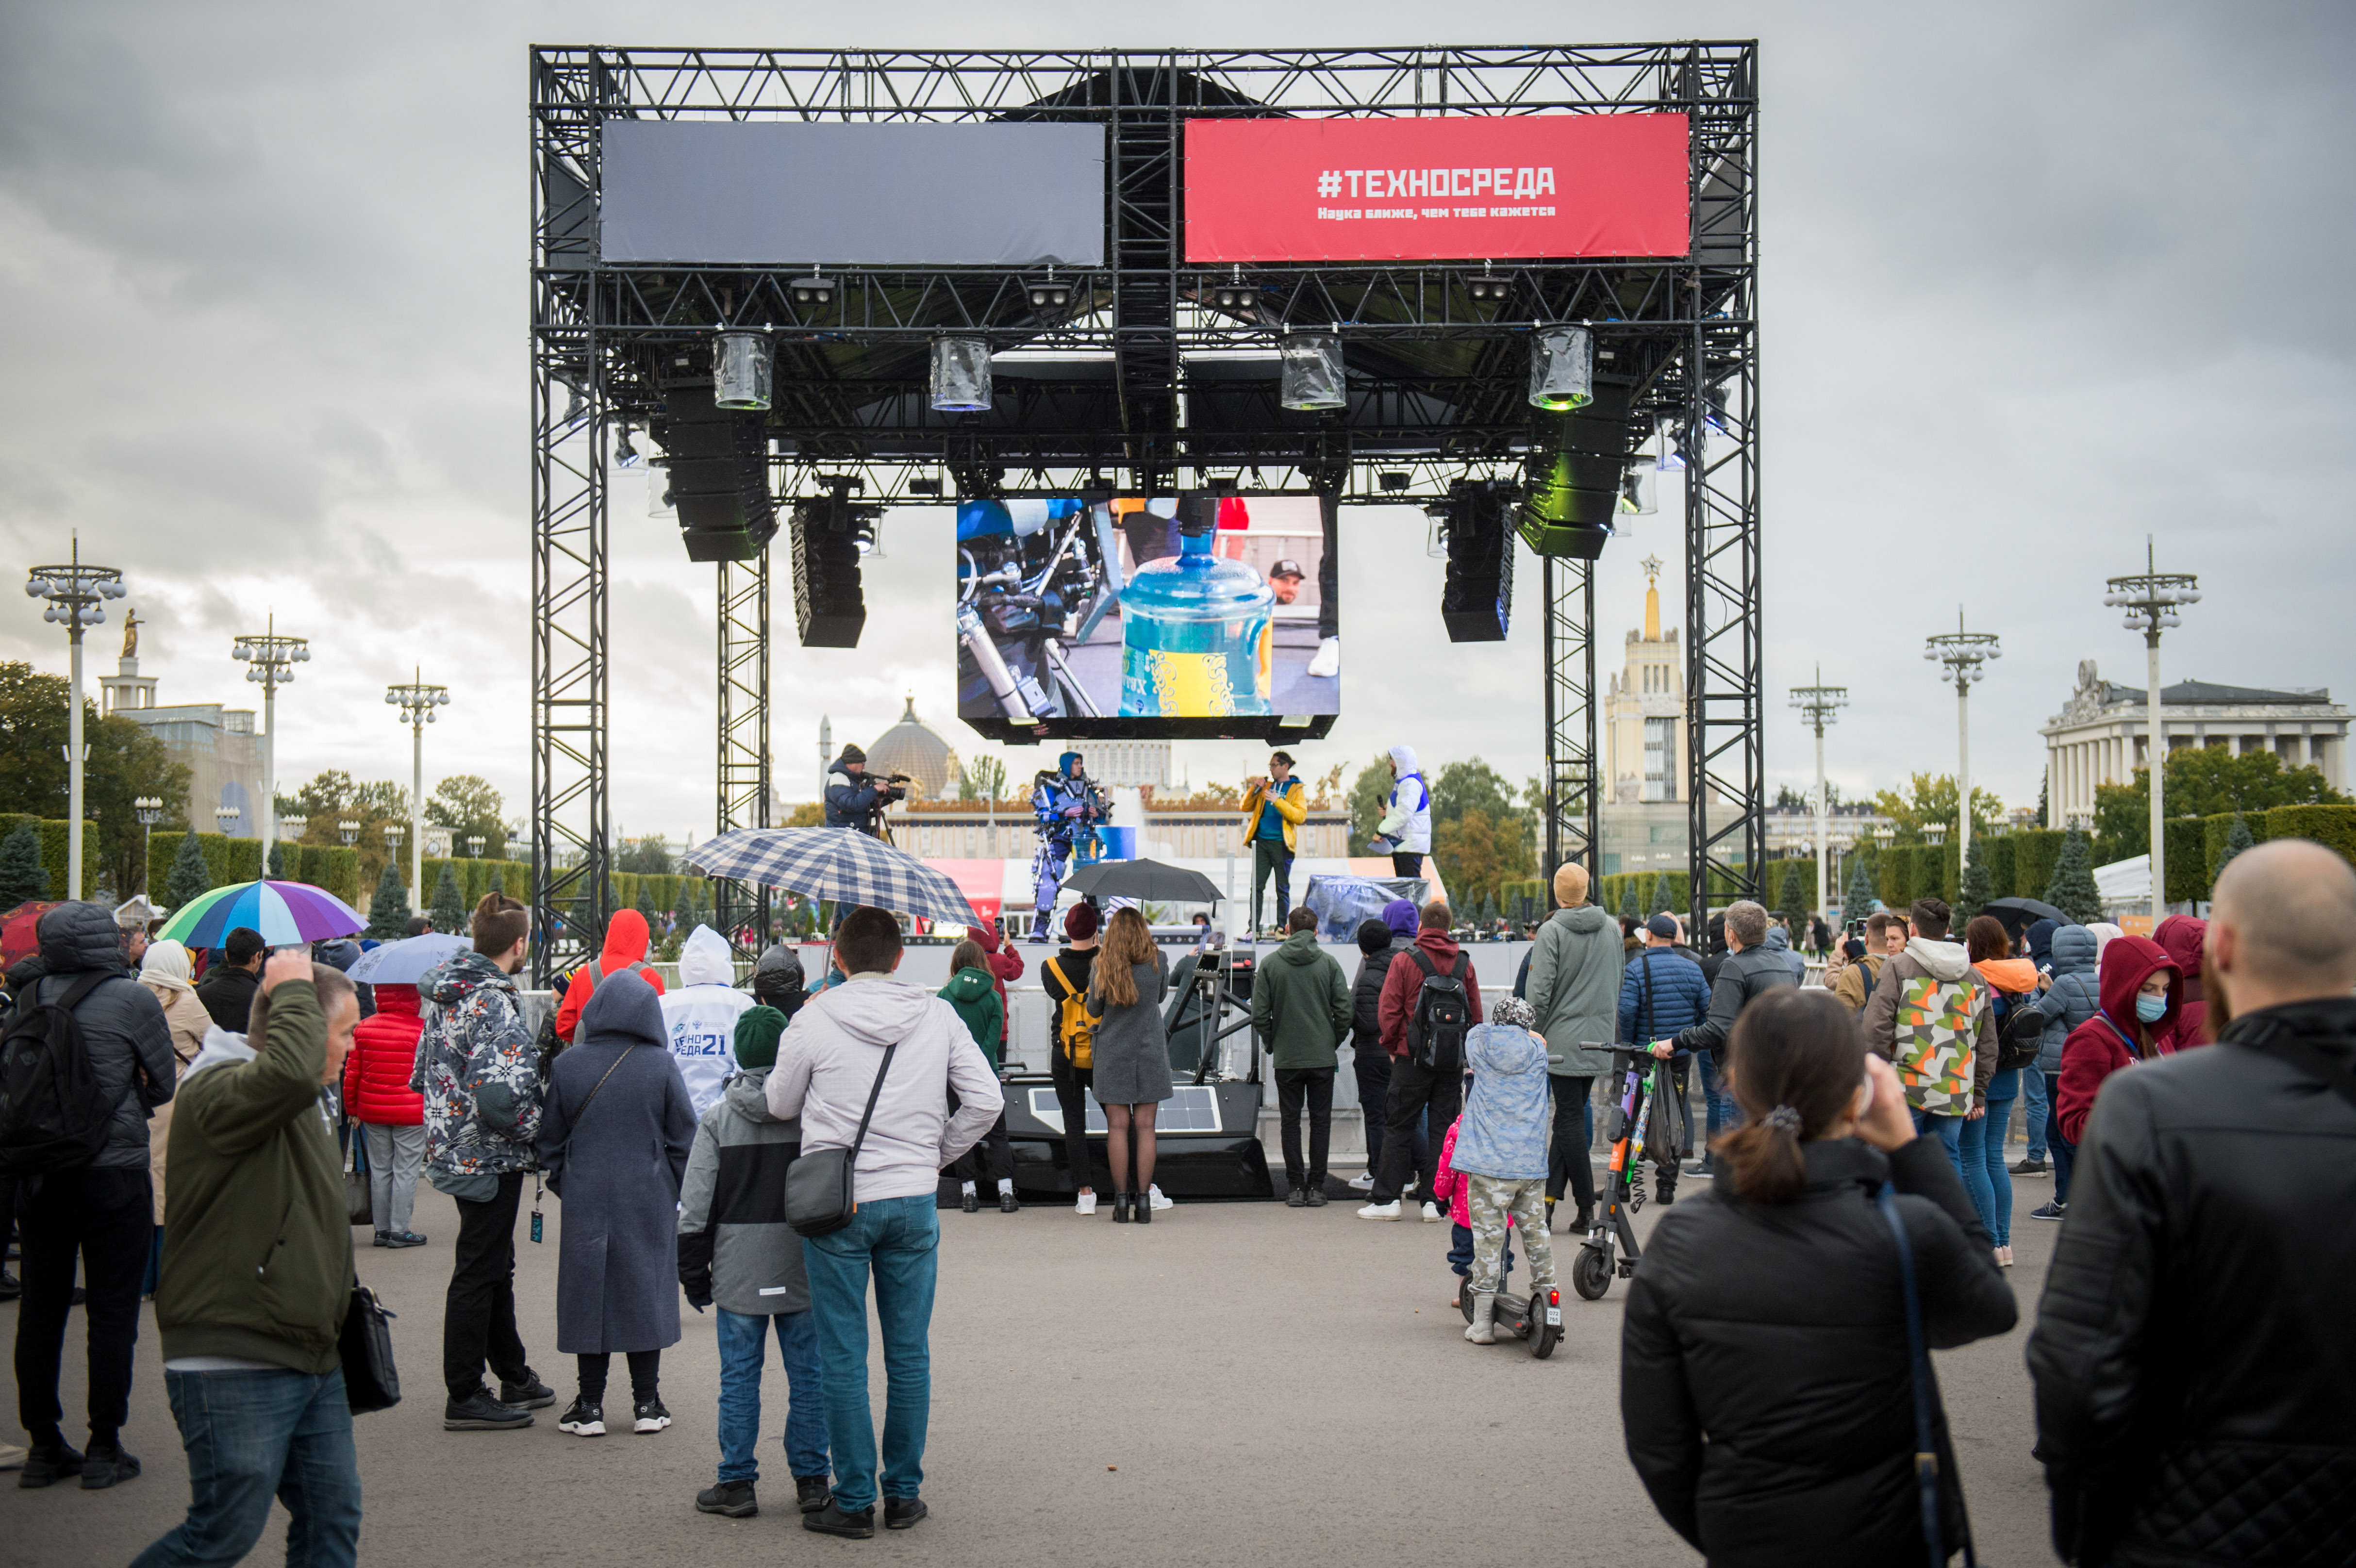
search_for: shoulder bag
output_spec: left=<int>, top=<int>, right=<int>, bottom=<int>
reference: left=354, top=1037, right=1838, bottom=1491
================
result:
left=339, top=1278, right=401, bottom=1414
left=784, top=1040, right=899, bottom=1238
left=544, top=1043, right=638, bottom=1198
left=1876, top=1180, right=1981, bottom=1568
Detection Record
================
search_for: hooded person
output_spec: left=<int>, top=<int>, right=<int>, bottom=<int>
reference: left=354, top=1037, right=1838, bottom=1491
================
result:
left=937, top=940, right=1016, bottom=1213
left=2151, top=915, right=2211, bottom=1050
left=663, top=924, right=758, bottom=1120
left=1373, top=745, right=1434, bottom=877
left=1361, top=901, right=1483, bottom=1220
left=553, top=907, right=666, bottom=1045
left=2024, top=918, right=2059, bottom=977
left=1859, top=897, right=1999, bottom=1174
left=965, top=920, right=1023, bottom=1057
left=677, top=1005, right=832, bottom=1519
left=753, top=944, right=809, bottom=1019
left=1524, top=863, right=1627, bottom=1223
left=137, top=938, right=210, bottom=1237
left=1759, top=921, right=1807, bottom=985
left=2028, top=922, right=2103, bottom=1215
left=1345, top=915, right=1419, bottom=1191
left=538, top=969, right=698, bottom=1438
left=2054, top=936, right=2182, bottom=1147
left=1447, top=994, right=1556, bottom=1344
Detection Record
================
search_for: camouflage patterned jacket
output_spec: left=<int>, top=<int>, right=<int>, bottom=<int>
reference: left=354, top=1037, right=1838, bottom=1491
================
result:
left=412, top=949, right=543, bottom=1176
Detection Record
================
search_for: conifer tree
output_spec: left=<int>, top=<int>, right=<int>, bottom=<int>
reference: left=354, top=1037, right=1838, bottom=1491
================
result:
left=1618, top=881, right=1639, bottom=922
left=164, top=832, right=212, bottom=913
left=1957, top=833, right=1993, bottom=924
left=365, top=861, right=410, bottom=940
left=429, top=863, right=468, bottom=937
left=2045, top=827, right=2104, bottom=925
left=2213, top=813, right=2256, bottom=881
left=267, top=841, right=286, bottom=879
left=1774, top=861, right=1808, bottom=930
left=1844, top=855, right=1877, bottom=920
left=0, top=823, right=51, bottom=909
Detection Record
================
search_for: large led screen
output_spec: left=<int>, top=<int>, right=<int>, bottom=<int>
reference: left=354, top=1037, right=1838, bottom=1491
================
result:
left=956, top=494, right=1336, bottom=739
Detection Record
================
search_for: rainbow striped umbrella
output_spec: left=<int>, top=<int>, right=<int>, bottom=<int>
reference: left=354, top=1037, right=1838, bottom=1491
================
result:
left=158, top=879, right=367, bottom=950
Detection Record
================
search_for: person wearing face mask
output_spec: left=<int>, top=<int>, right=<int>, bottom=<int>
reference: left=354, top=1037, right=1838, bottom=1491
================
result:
left=2053, top=934, right=2181, bottom=1148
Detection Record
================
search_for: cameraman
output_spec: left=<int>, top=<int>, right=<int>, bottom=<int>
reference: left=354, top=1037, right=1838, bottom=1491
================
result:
left=823, top=745, right=904, bottom=837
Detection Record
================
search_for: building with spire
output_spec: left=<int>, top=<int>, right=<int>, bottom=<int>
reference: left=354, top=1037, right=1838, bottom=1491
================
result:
left=1597, top=560, right=1735, bottom=879
left=98, top=612, right=266, bottom=840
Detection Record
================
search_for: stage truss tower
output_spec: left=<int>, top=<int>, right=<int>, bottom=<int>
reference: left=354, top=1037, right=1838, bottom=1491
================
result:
left=530, top=45, right=1760, bottom=977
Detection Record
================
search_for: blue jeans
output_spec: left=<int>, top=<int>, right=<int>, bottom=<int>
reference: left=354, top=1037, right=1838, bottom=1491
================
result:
left=1694, top=1050, right=1737, bottom=1158
left=1958, top=1077, right=2017, bottom=1247
left=714, top=1308, right=830, bottom=1485
left=132, top=1366, right=361, bottom=1568
left=1910, top=1108, right=1965, bottom=1176
left=2020, top=1066, right=2051, bottom=1161
left=803, top=1194, right=939, bottom=1514
left=2047, top=1093, right=2077, bottom=1204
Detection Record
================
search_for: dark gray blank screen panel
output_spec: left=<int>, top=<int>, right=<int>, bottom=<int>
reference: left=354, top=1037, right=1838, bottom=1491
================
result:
left=600, top=120, right=1106, bottom=268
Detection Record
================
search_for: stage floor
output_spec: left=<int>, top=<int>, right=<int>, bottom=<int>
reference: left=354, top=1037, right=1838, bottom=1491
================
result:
left=2, top=1172, right=2059, bottom=1567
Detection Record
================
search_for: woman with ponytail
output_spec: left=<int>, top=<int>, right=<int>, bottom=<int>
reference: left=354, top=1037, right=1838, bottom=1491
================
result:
left=1620, top=989, right=2015, bottom=1567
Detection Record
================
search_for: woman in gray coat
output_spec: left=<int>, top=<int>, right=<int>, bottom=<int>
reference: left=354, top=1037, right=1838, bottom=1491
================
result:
left=1086, top=907, right=1172, bottom=1224
left=537, top=969, right=697, bottom=1437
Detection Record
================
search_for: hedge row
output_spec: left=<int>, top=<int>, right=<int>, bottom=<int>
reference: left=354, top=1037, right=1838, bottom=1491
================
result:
left=1596, top=861, right=1775, bottom=921
left=0, top=815, right=105, bottom=902
left=2174, top=804, right=2356, bottom=904
left=145, top=832, right=266, bottom=904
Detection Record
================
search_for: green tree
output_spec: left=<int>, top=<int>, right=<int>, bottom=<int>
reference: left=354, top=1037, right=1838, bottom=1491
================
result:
left=1647, top=874, right=1673, bottom=916
left=0, top=822, right=51, bottom=908
left=1774, top=861, right=1807, bottom=929
left=287, top=770, right=411, bottom=898
left=955, top=755, right=1008, bottom=802
left=424, top=775, right=507, bottom=860
left=1872, top=773, right=2004, bottom=844
left=1618, top=881, right=1639, bottom=922
left=1843, top=855, right=1877, bottom=918
left=2045, top=828, right=2103, bottom=925
left=365, top=860, right=410, bottom=939
left=1346, top=754, right=1395, bottom=844
left=1432, top=758, right=1534, bottom=856
left=266, top=841, right=286, bottom=879
left=165, top=831, right=214, bottom=912
left=2037, top=767, right=2049, bottom=829
left=1432, top=808, right=1533, bottom=911
left=672, top=878, right=697, bottom=937
left=488, top=869, right=505, bottom=897
left=2093, top=749, right=2342, bottom=863
left=1956, top=833, right=1994, bottom=923
left=2214, top=812, right=2256, bottom=879
left=615, top=834, right=672, bottom=875
left=429, top=863, right=468, bottom=937
left=0, top=660, right=191, bottom=898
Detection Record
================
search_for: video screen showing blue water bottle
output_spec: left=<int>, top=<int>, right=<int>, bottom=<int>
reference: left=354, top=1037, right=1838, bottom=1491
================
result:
left=955, top=493, right=1337, bottom=740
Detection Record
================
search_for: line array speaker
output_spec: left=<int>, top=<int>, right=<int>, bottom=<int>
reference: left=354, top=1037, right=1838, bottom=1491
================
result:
left=651, top=380, right=776, bottom=562
left=791, top=488, right=869, bottom=647
left=1439, top=479, right=1517, bottom=643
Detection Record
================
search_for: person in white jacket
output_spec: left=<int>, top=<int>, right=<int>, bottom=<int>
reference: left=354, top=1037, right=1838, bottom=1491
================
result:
left=763, top=907, right=1001, bottom=1540
left=662, top=925, right=756, bottom=1120
left=1371, top=744, right=1434, bottom=877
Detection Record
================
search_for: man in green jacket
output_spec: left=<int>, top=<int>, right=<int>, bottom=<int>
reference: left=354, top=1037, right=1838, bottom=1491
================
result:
left=134, top=953, right=364, bottom=1568
left=1251, top=908, right=1355, bottom=1205
left=1523, top=863, right=1625, bottom=1230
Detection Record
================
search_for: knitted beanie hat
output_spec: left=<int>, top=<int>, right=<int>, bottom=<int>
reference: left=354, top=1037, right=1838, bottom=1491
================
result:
left=734, top=1005, right=789, bottom=1071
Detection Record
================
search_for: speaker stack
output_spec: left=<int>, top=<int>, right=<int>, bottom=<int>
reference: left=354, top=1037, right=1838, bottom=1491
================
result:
left=650, top=380, right=777, bottom=563
left=790, top=487, right=869, bottom=647
left=1439, top=479, right=1518, bottom=643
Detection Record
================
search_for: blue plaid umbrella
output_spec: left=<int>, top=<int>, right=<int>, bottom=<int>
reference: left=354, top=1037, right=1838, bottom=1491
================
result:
left=682, top=827, right=982, bottom=925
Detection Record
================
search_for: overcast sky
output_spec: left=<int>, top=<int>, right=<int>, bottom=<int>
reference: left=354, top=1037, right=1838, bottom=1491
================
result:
left=3, top=1, right=2349, bottom=843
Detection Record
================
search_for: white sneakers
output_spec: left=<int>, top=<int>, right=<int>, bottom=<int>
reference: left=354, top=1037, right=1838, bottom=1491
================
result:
left=1075, top=1192, right=1097, bottom=1216
left=1358, top=1200, right=1403, bottom=1220
left=1421, top=1202, right=1444, bottom=1223
left=1146, top=1185, right=1174, bottom=1211
left=1346, top=1171, right=1376, bottom=1191
left=1306, top=636, right=1341, bottom=679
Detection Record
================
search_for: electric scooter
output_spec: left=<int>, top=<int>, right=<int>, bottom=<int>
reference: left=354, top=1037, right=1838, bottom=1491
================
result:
left=1573, top=1048, right=1656, bottom=1301
left=1456, top=1244, right=1564, bottom=1358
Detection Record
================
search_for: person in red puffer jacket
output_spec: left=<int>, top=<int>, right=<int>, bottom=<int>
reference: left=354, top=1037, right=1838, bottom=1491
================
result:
left=2055, top=937, right=2182, bottom=1147
left=346, top=982, right=431, bottom=1247
left=2151, top=914, right=2211, bottom=1049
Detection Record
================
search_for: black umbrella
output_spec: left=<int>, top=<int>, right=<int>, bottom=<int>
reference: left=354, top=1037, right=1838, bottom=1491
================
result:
left=1062, top=858, right=1223, bottom=905
left=1981, top=896, right=2067, bottom=928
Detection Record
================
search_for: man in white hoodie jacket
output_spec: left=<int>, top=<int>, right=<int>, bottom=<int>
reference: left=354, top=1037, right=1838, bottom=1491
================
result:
left=763, top=907, right=1001, bottom=1539
left=1372, top=744, right=1433, bottom=877
left=663, top=925, right=756, bottom=1120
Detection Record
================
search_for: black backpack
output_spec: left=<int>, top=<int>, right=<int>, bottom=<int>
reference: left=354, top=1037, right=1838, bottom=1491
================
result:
left=0, top=970, right=118, bottom=1177
left=1404, top=948, right=1472, bottom=1071
left=1993, top=990, right=2045, bottom=1074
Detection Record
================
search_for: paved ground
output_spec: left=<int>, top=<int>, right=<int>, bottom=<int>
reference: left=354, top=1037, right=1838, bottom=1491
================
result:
left=3, top=1170, right=2064, bottom=1566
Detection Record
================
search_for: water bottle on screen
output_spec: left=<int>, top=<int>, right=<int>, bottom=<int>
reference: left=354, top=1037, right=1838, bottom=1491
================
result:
left=1117, top=504, right=1273, bottom=717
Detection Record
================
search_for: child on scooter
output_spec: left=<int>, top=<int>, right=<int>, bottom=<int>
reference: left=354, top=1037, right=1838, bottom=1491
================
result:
left=1434, top=1114, right=1513, bottom=1308
left=1447, top=995, right=1557, bottom=1344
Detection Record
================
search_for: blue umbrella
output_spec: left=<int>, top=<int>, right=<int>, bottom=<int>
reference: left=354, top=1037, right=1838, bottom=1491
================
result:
left=683, top=827, right=981, bottom=925
left=346, top=932, right=468, bottom=984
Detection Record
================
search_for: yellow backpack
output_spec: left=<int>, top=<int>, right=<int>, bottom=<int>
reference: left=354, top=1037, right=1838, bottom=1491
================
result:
left=1045, top=956, right=1095, bottom=1069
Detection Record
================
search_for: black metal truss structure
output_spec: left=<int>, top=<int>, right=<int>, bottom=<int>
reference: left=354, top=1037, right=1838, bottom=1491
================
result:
left=711, top=557, right=771, bottom=957
left=531, top=44, right=1759, bottom=976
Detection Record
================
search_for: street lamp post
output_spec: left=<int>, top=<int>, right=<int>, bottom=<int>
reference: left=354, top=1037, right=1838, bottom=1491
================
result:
left=134, top=796, right=164, bottom=894
left=26, top=537, right=126, bottom=899
left=385, top=670, right=449, bottom=927
left=230, top=615, right=310, bottom=850
left=1789, top=666, right=1848, bottom=922
left=338, top=820, right=359, bottom=848
left=1924, top=609, right=2003, bottom=871
left=2105, top=537, right=2199, bottom=917
left=467, top=835, right=485, bottom=859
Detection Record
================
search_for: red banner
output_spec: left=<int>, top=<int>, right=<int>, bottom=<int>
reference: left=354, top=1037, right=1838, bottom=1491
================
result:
left=1184, top=113, right=1689, bottom=264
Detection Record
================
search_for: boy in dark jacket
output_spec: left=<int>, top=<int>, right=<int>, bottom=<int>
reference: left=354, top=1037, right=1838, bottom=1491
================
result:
left=1251, top=909, right=1354, bottom=1204
left=680, top=1007, right=831, bottom=1521
left=136, top=956, right=364, bottom=1563
left=1346, top=918, right=1417, bottom=1192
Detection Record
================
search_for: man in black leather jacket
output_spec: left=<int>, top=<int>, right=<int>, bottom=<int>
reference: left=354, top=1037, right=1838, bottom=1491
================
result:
left=2028, top=839, right=2356, bottom=1568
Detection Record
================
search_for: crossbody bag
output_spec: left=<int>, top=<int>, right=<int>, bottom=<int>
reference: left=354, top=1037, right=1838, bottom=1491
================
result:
left=1877, top=1180, right=1980, bottom=1568
left=544, top=1043, right=638, bottom=1198
left=784, top=1040, right=900, bottom=1238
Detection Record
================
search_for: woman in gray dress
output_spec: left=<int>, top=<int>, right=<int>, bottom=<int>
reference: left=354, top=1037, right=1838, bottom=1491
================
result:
left=1086, top=907, right=1172, bottom=1224
left=537, top=969, right=697, bottom=1436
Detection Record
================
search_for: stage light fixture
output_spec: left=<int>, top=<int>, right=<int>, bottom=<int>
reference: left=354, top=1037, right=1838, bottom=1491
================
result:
left=614, top=426, right=641, bottom=468
left=713, top=330, right=773, bottom=412
left=1380, top=470, right=1411, bottom=493
left=1278, top=332, right=1345, bottom=412
left=788, top=272, right=837, bottom=308
left=1529, top=325, right=1594, bottom=412
left=1653, top=412, right=1687, bottom=473
left=908, top=476, right=944, bottom=496
left=1027, top=278, right=1072, bottom=310
left=1618, top=456, right=1658, bottom=516
left=929, top=336, right=994, bottom=413
left=1467, top=273, right=1510, bottom=303
left=647, top=461, right=674, bottom=518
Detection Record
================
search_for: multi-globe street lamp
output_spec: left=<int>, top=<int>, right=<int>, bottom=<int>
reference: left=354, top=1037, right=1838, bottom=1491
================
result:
left=25, top=537, right=126, bottom=899
left=1789, top=666, right=1848, bottom=922
left=2104, top=537, right=2199, bottom=916
left=134, top=796, right=164, bottom=895
left=1923, top=610, right=2002, bottom=869
left=386, top=670, right=449, bottom=928
left=230, top=616, right=309, bottom=850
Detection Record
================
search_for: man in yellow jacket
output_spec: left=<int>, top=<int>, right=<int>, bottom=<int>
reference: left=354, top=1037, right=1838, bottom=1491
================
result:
left=1241, top=751, right=1310, bottom=937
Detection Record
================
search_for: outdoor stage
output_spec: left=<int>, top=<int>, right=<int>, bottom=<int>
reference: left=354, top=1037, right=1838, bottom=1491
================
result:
left=0, top=1181, right=2058, bottom=1568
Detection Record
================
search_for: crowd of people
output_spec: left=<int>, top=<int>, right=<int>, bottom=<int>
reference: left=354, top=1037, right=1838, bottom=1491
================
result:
left=4, top=828, right=2352, bottom=1567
